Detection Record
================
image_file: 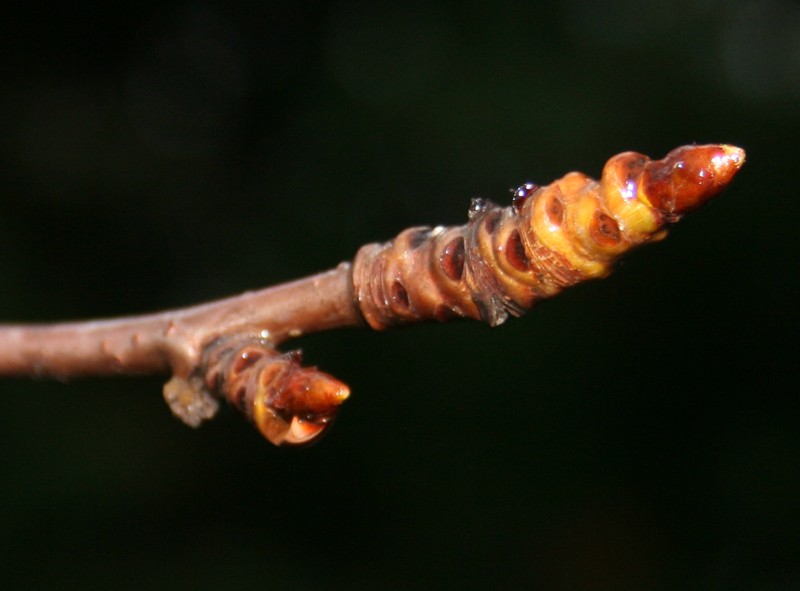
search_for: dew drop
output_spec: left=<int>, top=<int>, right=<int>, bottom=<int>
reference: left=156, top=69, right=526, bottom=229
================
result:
left=512, top=182, right=539, bottom=212
left=468, top=197, right=488, bottom=220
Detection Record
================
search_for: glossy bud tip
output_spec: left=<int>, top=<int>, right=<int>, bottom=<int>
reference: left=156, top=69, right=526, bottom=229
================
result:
left=641, top=144, right=745, bottom=216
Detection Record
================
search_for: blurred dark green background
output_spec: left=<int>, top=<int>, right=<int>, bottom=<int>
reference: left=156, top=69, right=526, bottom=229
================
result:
left=1, top=1, right=798, bottom=589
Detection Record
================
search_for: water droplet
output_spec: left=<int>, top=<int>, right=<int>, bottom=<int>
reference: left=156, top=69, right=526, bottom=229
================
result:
left=512, top=182, right=539, bottom=212
left=468, top=197, right=488, bottom=219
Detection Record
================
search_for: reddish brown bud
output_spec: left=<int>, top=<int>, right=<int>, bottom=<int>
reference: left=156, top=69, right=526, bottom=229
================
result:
left=640, top=144, right=745, bottom=216
left=202, top=338, right=349, bottom=446
left=354, top=143, right=745, bottom=331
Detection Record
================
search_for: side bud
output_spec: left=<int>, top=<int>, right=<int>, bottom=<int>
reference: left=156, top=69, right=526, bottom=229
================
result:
left=202, top=337, right=349, bottom=446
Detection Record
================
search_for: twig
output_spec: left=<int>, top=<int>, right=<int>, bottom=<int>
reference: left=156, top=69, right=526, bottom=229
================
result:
left=0, top=264, right=360, bottom=379
left=0, top=144, right=745, bottom=445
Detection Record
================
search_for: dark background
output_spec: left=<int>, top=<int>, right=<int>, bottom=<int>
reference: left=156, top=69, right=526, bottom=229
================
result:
left=1, top=1, right=797, bottom=589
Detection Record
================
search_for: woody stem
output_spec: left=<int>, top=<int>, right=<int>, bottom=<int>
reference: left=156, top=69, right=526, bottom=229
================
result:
left=0, top=263, right=361, bottom=380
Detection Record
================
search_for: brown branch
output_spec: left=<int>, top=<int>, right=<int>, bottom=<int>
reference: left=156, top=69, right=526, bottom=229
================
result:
left=0, top=263, right=360, bottom=379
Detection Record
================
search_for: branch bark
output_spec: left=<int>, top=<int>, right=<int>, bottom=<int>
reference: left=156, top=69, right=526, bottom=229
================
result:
left=0, top=264, right=360, bottom=379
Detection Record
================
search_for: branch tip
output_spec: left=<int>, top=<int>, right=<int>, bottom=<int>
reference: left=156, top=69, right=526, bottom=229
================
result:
left=0, top=144, right=745, bottom=446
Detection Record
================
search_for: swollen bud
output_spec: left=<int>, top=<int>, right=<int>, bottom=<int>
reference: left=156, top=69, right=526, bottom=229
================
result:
left=640, top=144, right=746, bottom=216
